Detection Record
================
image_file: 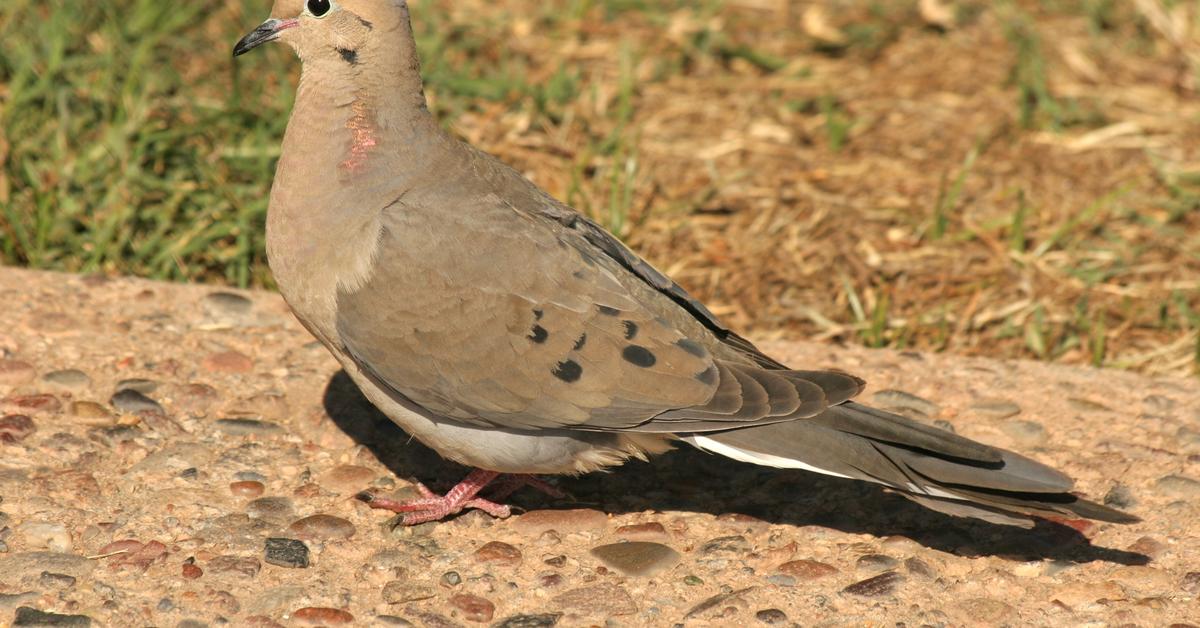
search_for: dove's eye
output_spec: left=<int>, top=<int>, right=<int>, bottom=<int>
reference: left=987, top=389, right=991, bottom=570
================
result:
left=306, top=0, right=333, bottom=17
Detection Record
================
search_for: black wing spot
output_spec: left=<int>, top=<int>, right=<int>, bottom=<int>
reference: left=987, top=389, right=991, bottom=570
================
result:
left=529, top=325, right=549, bottom=344
left=552, top=359, right=583, bottom=383
left=622, top=345, right=656, bottom=368
left=337, top=47, right=359, bottom=65
left=675, top=338, right=707, bottom=357
left=695, top=365, right=718, bottom=385
left=573, top=333, right=588, bottom=351
left=598, top=305, right=620, bottom=316
left=622, top=320, right=639, bottom=340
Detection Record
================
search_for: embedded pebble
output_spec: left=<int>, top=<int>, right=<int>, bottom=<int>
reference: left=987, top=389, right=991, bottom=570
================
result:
left=551, top=583, right=637, bottom=616
left=1182, top=571, right=1200, bottom=594
left=755, top=608, right=788, bottom=624
left=41, top=369, right=91, bottom=390
left=3, top=394, right=60, bottom=414
left=0, top=360, right=36, bottom=386
left=1000, top=419, right=1047, bottom=446
left=492, top=615, right=562, bottom=628
left=39, top=571, right=77, bottom=589
left=589, top=541, right=681, bottom=576
left=1103, top=484, right=1136, bottom=509
left=13, top=607, right=92, bottom=627
left=0, top=414, right=35, bottom=443
left=1156, top=474, right=1200, bottom=497
left=215, top=418, right=284, bottom=436
left=614, top=521, right=669, bottom=542
left=700, top=535, right=750, bottom=556
left=777, top=559, right=838, bottom=580
left=511, top=509, right=607, bottom=535
left=17, top=522, right=72, bottom=552
left=449, top=593, right=495, bottom=622
left=109, top=389, right=163, bottom=415
left=292, top=607, right=354, bottom=625
left=203, top=292, right=254, bottom=322
left=287, top=514, right=355, bottom=540
left=68, top=401, right=112, bottom=422
left=842, top=571, right=904, bottom=597
left=264, top=538, right=310, bottom=569
left=969, top=398, right=1021, bottom=418
left=319, top=464, right=377, bottom=494
left=904, top=557, right=936, bottom=579
left=202, top=350, right=254, bottom=373
left=475, top=541, right=522, bottom=565
left=207, top=555, right=261, bottom=578
left=872, top=389, right=940, bottom=418
left=115, top=378, right=158, bottom=394
left=855, top=553, right=899, bottom=574
left=381, top=580, right=436, bottom=604
left=231, top=481, right=266, bottom=497
left=247, top=497, right=295, bottom=521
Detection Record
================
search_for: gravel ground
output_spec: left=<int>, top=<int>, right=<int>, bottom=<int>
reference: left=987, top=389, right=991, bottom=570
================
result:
left=0, top=268, right=1196, bottom=627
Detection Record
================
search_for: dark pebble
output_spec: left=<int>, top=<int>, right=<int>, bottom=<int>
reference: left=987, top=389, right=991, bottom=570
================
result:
left=755, top=608, right=788, bottom=624
left=13, top=607, right=92, bottom=627
left=39, top=571, right=77, bottom=588
left=699, top=535, right=750, bottom=556
left=855, top=553, right=899, bottom=574
left=41, top=370, right=91, bottom=390
left=115, top=378, right=158, bottom=394
left=1182, top=571, right=1200, bottom=594
left=842, top=571, right=904, bottom=597
left=904, top=557, right=936, bottom=579
left=264, top=538, right=309, bottom=568
left=110, top=389, right=164, bottom=415
left=492, top=613, right=562, bottom=628
left=214, top=418, right=284, bottom=436
left=1104, top=484, right=1137, bottom=509
left=0, top=414, right=35, bottom=443
left=448, top=593, right=494, bottom=622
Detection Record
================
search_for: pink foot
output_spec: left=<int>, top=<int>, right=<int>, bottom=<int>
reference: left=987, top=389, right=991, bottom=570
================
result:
left=356, top=469, right=566, bottom=525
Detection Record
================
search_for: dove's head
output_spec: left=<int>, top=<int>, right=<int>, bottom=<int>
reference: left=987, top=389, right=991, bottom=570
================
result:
left=233, top=0, right=411, bottom=64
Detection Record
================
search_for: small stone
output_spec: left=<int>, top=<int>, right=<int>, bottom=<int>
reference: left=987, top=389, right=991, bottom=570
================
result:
left=13, top=607, right=92, bottom=627
left=292, top=607, right=354, bottom=625
left=110, top=389, right=163, bottom=415
left=955, top=598, right=1014, bottom=623
left=969, top=398, right=1022, bottom=418
left=69, top=401, right=112, bottom=422
left=589, top=542, right=680, bottom=577
left=1181, top=571, right=1200, bottom=593
left=182, top=562, right=203, bottom=579
left=115, top=378, right=158, bottom=394
left=202, top=350, right=254, bottom=374
left=1066, top=397, right=1111, bottom=412
left=373, top=616, right=414, bottom=627
left=231, top=481, right=265, bottom=497
left=214, top=418, right=284, bottom=436
left=41, top=369, right=91, bottom=390
left=175, top=383, right=219, bottom=414
left=614, top=522, right=669, bottom=542
left=18, top=522, right=71, bottom=552
left=440, top=571, right=462, bottom=587
left=38, top=571, right=77, bottom=589
left=319, top=465, right=377, bottom=494
left=449, top=593, right=495, bottom=622
left=0, top=360, right=36, bottom=386
left=904, top=557, right=936, bottom=579
left=247, top=497, right=294, bottom=521
left=381, top=580, right=436, bottom=604
left=236, top=471, right=268, bottom=483
left=755, top=608, right=788, bottom=624
left=474, top=541, right=522, bottom=565
left=872, top=389, right=939, bottom=418
left=538, top=573, right=563, bottom=587
left=543, top=555, right=566, bottom=567
left=0, top=414, right=35, bottom=443
left=551, top=583, right=637, bottom=616
left=264, top=538, right=310, bottom=569
left=1127, top=536, right=1165, bottom=558
left=3, top=394, right=60, bottom=414
left=208, top=555, right=261, bottom=578
left=1103, top=484, right=1136, bottom=509
left=777, top=559, right=837, bottom=580
left=511, top=509, right=607, bottom=535
left=765, top=574, right=795, bottom=587
left=842, top=571, right=904, bottom=597
left=97, top=540, right=167, bottom=572
left=1000, top=420, right=1047, bottom=446
left=855, top=553, right=898, bottom=574
left=492, top=614, right=561, bottom=628
left=700, top=535, right=750, bottom=556
left=203, top=292, right=254, bottom=320
left=1156, top=474, right=1200, bottom=497
left=288, top=514, right=355, bottom=540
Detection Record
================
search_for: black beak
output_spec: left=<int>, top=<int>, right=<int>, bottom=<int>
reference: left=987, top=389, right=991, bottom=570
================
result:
left=233, top=18, right=298, bottom=57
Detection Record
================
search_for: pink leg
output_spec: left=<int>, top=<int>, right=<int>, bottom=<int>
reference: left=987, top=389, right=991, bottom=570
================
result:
left=356, top=470, right=568, bottom=525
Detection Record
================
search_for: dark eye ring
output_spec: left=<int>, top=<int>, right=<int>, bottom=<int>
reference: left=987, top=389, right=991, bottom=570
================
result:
left=307, top=0, right=332, bottom=17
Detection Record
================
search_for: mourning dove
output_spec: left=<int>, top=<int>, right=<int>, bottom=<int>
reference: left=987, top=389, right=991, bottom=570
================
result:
left=233, top=0, right=1137, bottom=527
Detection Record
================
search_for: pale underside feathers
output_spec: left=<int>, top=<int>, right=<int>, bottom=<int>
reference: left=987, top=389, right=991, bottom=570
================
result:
left=249, top=0, right=1139, bottom=528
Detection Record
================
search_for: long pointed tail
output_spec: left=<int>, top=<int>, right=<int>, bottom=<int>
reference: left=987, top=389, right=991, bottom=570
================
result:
left=685, top=401, right=1138, bottom=527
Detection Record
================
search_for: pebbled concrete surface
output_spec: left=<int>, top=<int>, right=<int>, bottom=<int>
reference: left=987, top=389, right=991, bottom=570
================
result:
left=0, top=268, right=1197, bottom=627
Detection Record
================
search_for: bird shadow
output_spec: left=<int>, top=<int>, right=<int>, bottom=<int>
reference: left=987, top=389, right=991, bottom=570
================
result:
left=322, top=370, right=1148, bottom=567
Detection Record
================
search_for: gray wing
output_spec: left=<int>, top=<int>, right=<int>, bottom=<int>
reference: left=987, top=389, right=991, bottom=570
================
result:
left=334, top=186, right=862, bottom=432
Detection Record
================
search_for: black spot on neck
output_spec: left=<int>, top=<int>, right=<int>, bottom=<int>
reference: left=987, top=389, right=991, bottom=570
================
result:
left=622, top=345, right=656, bottom=368
left=552, top=359, right=583, bottom=383
left=337, top=48, right=359, bottom=65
